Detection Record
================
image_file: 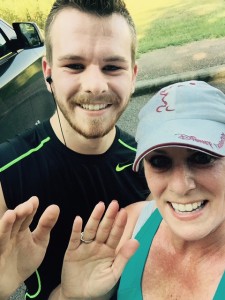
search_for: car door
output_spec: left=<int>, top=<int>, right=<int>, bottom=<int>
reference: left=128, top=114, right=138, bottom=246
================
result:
left=0, top=19, right=55, bottom=143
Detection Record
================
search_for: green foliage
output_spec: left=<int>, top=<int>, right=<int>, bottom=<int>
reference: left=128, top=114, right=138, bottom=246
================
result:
left=24, top=8, right=46, bottom=29
left=0, top=0, right=53, bottom=28
left=1, top=0, right=225, bottom=56
left=1, top=8, right=18, bottom=24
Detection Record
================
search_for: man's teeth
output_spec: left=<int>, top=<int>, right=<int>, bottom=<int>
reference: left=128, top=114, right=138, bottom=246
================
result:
left=171, top=201, right=204, bottom=213
left=81, top=104, right=108, bottom=111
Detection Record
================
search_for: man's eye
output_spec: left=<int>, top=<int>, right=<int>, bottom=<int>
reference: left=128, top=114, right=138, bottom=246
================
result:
left=66, top=64, right=84, bottom=70
left=147, top=155, right=172, bottom=170
left=188, top=152, right=216, bottom=165
left=103, top=65, right=121, bottom=71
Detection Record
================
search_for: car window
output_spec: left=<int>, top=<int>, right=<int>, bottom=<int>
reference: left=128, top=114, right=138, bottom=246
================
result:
left=0, top=19, right=16, bottom=39
left=0, top=32, right=10, bottom=58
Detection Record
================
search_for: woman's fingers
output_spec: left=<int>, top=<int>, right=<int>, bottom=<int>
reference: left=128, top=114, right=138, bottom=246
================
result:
left=82, top=201, right=107, bottom=241
left=65, top=216, right=83, bottom=252
left=0, top=210, right=16, bottom=252
left=75, top=200, right=127, bottom=250
left=105, top=208, right=127, bottom=249
left=32, top=204, right=60, bottom=246
left=82, top=200, right=121, bottom=245
left=16, top=197, right=39, bottom=232
left=112, top=239, right=139, bottom=278
left=10, top=197, right=39, bottom=238
left=0, top=197, right=39, bottom=253
left=0, top=197, right=59, bottom=253
left=95, top=200, right=120, bottom=243
left=66, top=200, right=128, bottom=257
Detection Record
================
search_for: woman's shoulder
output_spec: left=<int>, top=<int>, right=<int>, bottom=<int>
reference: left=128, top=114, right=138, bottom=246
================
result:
left=125, top=200, right=155, bottom=217
left=125, top=201, right=151, bottom=216
left=117, top=200, right=155, bottom=251
left=131, top=201, right=156, bottom=237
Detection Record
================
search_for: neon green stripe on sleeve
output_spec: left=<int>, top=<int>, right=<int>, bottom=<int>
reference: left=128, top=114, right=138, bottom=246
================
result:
left=118, top=138, right=137, bottom=152
left=0, top=137, right=50, bottom=173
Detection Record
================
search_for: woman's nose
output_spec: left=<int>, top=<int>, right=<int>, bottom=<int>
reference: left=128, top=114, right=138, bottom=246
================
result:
left=168, top=164, right=196, bottom=196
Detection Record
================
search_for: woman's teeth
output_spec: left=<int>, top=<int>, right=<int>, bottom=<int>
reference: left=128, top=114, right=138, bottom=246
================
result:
left=80, top=104, right=108, bottom=111
left=171, top=201, right=205, bottom=213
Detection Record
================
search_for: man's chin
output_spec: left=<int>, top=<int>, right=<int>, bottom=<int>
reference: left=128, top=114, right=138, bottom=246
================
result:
left=73, top=125, right=114, bottom=139
left=78, top=129, right=112, bottom=139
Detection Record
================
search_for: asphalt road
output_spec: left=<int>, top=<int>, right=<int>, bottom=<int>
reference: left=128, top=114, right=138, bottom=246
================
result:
left=117, top=93, right=151, bottom=137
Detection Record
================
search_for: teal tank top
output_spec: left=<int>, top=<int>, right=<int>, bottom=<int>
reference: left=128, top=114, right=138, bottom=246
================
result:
left=117, top=208, right=225, bottom=299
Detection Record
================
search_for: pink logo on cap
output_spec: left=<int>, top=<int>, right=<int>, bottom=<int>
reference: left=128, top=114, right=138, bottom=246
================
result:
left=176, top=134, right=213, bottom=148
left=156, top=81, right=197, bottom=112
left=156, top=89, right=175, bottom=112
left=177, top=132, right=225, bottom=152
left=216, top=133, right=225, bottom=149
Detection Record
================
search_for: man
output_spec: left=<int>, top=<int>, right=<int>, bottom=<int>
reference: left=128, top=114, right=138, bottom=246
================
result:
left=0, top=0, right=149, bottom=299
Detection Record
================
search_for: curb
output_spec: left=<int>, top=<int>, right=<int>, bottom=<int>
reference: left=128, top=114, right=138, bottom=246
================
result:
left=133, top=64, right=225, bottom=97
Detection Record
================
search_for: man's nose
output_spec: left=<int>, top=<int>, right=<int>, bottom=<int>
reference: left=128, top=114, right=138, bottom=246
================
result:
left=81, top=66, right=108, bottom=96
left=168, top=164, right=196, bottom=196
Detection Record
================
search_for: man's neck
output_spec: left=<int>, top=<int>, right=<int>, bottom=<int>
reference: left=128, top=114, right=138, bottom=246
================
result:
left=50, top=115, right=116, bottom=155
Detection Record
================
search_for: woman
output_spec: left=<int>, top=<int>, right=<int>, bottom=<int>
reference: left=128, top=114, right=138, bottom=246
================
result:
left=53, top=80, right=225, bottom=300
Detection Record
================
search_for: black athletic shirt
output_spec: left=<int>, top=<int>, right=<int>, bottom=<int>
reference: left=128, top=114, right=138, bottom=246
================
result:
left=0, top=120, right=149, bottom=299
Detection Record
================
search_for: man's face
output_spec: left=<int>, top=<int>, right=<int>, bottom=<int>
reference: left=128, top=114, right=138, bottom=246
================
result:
left=43, top=9, right=137, bottom=139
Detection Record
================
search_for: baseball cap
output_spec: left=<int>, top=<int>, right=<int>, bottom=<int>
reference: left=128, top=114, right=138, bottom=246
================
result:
left=133, top=80, right=225, bottom=172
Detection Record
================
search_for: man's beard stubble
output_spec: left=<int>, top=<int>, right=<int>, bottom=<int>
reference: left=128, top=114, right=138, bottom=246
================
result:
left=55, top=92, right=131, bottom=139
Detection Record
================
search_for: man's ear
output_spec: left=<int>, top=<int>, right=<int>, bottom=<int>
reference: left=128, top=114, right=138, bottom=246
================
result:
left=131, top=63, right=138, bottom=94
left=42, top=56, right=52, bottom=91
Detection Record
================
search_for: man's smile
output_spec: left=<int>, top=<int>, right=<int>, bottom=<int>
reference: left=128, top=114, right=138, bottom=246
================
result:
left=79, top=103, right=110, bottom=111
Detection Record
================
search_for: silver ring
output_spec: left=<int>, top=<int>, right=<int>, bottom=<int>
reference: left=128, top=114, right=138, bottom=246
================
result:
left=80, top=232, right=94, bottom=244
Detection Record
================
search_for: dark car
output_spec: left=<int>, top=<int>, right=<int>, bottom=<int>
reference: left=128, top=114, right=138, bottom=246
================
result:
left=0, top=19, right=55, bottom=143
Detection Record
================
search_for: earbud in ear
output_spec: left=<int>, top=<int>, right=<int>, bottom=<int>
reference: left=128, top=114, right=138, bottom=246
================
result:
left=46, top=76, right=52, bottom=84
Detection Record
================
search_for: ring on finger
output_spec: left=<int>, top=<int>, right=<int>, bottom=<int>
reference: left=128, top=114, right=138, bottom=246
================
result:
left=80, top=232, right=95, bottom=244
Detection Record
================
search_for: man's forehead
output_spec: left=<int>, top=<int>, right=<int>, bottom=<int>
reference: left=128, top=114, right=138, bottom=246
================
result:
left=49, top=8, right=134, bottom=64
left=50, top=9, right=132, bottom=52
left=51, top=8, right=131, bottom=36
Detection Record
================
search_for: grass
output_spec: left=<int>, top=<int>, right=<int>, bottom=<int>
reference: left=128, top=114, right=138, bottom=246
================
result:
left=1, top=0, right=225, bottom=56
left=126, top=0, right=225, bottom=55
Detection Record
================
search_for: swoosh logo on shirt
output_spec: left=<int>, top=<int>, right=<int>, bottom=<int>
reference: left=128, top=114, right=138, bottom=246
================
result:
left=116, top=163, right=133, bottom=172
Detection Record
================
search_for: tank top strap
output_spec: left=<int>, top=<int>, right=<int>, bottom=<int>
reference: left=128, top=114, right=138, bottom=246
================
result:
left=117, top=209, right=162, bottom=299
left=213, top=271, right=225, bottom=299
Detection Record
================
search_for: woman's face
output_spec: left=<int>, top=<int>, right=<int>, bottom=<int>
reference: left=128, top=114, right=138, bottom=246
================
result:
left=144, top=147, right=225, bottom=241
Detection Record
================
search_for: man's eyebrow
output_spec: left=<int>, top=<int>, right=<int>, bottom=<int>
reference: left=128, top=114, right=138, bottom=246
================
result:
left=58, top=55, right=83, bottom=61
left=57, top=55, right=128, bottom=63
left=103, top=56, right=128, bottom=63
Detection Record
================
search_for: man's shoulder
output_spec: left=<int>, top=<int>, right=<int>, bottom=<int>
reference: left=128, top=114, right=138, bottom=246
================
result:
left=0, top=120, right=51, bottom=167
left=116, top=126, right=137, bottom=150
left=117, top=126, right=136, bottom=142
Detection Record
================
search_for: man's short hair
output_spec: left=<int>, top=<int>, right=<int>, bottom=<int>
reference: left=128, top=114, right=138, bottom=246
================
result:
left=44, top=0, right=137, bottom=66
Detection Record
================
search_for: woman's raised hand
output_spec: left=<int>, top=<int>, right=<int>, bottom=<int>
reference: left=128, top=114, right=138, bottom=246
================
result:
left=0, top=196, right=59, bottom=299
left=60, top=200, right=139, bottom=300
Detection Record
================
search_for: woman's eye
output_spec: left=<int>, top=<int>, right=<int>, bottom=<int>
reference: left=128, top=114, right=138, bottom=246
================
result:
left=188, top=152, right=216, bottom=165
left=147, top=155, right=172, bottom=170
